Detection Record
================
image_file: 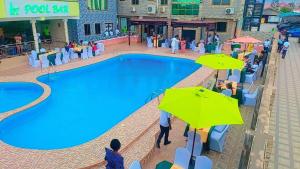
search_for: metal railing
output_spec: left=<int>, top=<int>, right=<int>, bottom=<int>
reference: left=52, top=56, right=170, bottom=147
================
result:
left=145, top=89, right=164, bottom=104
left=0, top=39, right=54, bottom=59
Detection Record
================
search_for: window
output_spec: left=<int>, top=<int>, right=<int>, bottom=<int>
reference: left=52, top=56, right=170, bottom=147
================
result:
left=87, top=0, right=108, bottom=10
left=95, top=23, right=101, bottom=34
left=216, top=22, right=227, bottom=32
left=84, top=24, right=91, bottom=35
left=120, top=17, right=128, bottom=33
left=161, top=0, right=168, bottom=5
left=132, top=0, right=139, bottom=5
left=212, top=0, right=230, bottom=5
left=105, top=23, right=113, bottom=32
left=172, top=0, right=200, bottom=15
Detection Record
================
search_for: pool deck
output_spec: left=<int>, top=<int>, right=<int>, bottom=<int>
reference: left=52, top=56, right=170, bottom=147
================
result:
left=0, top=43, right=216, bottom=169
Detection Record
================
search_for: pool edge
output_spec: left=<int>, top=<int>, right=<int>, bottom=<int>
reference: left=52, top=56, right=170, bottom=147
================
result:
left=0, top=50, right=216, bottom=169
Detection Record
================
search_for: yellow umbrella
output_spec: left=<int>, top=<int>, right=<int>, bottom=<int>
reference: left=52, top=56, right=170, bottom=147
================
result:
left=159, top=86, right=243, bottom=155
left=195, top=53, right=244, bottom=70
left=195, top=53, right=244, bottom=81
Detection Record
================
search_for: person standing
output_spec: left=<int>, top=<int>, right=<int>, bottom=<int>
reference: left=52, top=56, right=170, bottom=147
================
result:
left=277, top=36, right=284, bottom=53
left=14, top=34, right=22, bottom=55
left=281, top=40, right=289, bottom=59
left=180, top=38, right=186, bottom=53
left=156, top=110, right=172, bottom=148
left=171, top=35, right=179, bottom=54
left=260, top=50, right=268, bottom=77
left=105, top=139, right=124, bottom=169
left=263, top=39, right=271, bottom=54
left=207, top=34, right=213, bottom=44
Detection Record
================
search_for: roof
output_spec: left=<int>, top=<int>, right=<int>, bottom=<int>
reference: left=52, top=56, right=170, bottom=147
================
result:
left=229, top=36, right=262, bottom=43
left=263, top=8, right=279, bottom=16
left=279, top=12, right=300, bottom=18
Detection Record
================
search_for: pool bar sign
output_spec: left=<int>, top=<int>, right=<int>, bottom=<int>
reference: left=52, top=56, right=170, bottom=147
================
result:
left=5, top=0, right=70, bottom=18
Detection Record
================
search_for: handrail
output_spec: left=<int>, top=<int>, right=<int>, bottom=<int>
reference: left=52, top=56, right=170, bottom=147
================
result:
left=145, top=89, right=164, bottom=104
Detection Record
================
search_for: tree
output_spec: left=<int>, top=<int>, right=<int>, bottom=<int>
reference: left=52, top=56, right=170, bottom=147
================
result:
left=280, top=7, right=293, bottom=13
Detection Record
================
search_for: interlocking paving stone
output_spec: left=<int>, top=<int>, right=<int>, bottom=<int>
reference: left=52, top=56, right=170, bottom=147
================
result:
left=269, top=38, right=300, bottom=169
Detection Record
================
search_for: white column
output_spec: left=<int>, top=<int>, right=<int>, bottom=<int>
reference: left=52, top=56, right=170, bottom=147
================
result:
left=30, top=20, right=39, bottom=52
left=63, top=19, right=69, bottom=44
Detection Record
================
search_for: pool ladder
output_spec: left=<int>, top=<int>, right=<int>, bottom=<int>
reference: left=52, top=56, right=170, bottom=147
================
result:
left=145, top=89, right=164, bottom=104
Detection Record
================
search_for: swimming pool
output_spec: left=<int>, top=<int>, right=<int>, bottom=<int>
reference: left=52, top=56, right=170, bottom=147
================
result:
left=0, top=82, right=44, bottom=113
left=0, top=54, right=200, bottom=150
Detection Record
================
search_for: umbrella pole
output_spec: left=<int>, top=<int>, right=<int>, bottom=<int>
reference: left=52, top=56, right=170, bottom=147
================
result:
left=191, top=128, right=197, bottom=158
left=215, top=70, right=219, bottom=82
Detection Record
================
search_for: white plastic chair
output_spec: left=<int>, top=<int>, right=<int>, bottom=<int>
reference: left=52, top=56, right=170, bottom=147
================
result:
left=129, top=160, right=142, bottom=169
left=29, top=50, right=40, bottom=67
left=69, top=48, right=79, bottom=59
left=54, top=48, right=60, bottom=52
left=215, top=44, right=223, bottom=54
left=62, top=51, right=70, bottom=64
left=88, top=47, right=93, bottom=58
left=147, top=37, right=153, bottom=48
left=194, top=156, right=213, bottom=169
left=243, top=88, right=259, bottom=106
left=82, top=41, right=89, bottom=46
left=98, top=43, right=105, bottom=53
left=55, top=52, right=62, bottom=66
left=245, top=72, right=256, bottom=84
left=40, top=54, right=49, bottom=69
left=186, top=131, right=203, bottom=157
left=228, top=75, right=239, bottom=83
left=174, top=147, right=191, bottom=169
left=222, top=89, right=232, bottom=97
left=81, top=48, right=88, bottom=60
left=40, top=48, right=46, bottom=53
left=190, top=40, right=196, bottom=51
left=104, top=31, right=109, bottom=38
left=198, top=43, right=205, bottom=55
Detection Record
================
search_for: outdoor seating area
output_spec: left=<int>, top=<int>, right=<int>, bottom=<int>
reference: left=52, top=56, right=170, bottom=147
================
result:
left=27, top=42, right=105, bottom=69
left=141, top=36, right=270, bottom=169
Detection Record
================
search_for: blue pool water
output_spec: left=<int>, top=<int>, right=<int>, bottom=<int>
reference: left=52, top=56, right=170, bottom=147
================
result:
left=0, top=82, right=44, bottom=113
left=0, top=54, right=200, bottom=150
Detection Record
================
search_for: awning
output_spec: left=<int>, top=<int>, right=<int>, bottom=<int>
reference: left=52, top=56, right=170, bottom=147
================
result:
left=129, top=18, right=168, bottom=25
left=171, top=20, right=216, bottom=28
left=128, top=18, right=216, bottom=28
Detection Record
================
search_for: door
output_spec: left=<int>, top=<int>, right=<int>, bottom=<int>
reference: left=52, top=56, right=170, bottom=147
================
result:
left=182, top=30, right=196, bottom=49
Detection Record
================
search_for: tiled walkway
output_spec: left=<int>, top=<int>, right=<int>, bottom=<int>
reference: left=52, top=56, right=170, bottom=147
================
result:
left=269, top=38, right=300, bottom=169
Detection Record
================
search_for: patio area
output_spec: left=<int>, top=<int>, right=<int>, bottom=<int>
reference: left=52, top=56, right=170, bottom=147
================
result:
left=0, top=36, right=268, bottom=168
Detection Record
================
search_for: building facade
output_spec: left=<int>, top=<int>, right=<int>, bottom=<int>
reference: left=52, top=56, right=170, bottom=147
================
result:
left=118, top=0, right=245, bottom=43
left=0, top=0, right=80, bottom=52
left=68, top=0, right=118, bottom=42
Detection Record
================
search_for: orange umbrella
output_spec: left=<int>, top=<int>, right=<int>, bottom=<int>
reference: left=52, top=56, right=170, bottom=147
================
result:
left=229, top=36, right=262, bottom=44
